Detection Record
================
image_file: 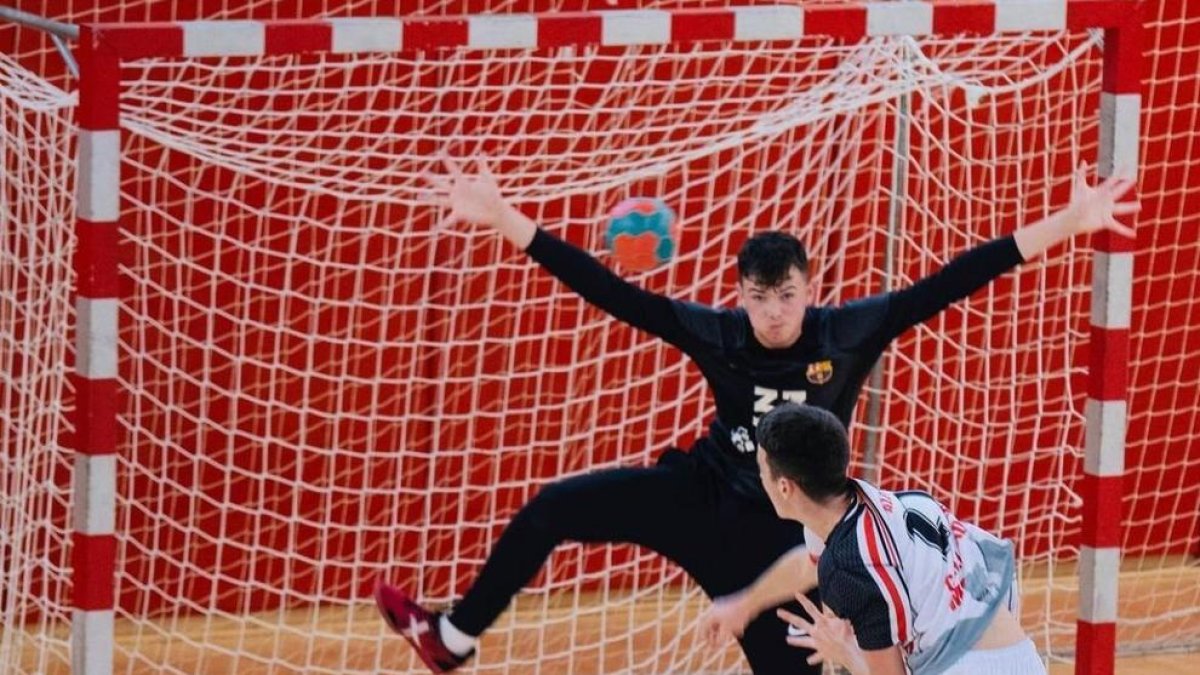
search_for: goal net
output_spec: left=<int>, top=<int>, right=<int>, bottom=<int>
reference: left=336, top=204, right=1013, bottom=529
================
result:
left=0, top=50, right=77, bottom=674
left=2, top=4, right=1197, bottom=674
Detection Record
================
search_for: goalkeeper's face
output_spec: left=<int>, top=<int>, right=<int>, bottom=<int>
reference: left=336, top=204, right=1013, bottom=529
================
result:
left=738, top=266, right=810, bottom=349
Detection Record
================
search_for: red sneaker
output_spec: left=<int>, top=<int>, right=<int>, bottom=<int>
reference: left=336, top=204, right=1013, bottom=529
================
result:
left=375, top=582, right=473, bottom=673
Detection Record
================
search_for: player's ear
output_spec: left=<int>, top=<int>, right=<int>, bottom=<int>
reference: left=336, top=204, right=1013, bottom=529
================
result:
left=777, top=475, right=793, bottom=497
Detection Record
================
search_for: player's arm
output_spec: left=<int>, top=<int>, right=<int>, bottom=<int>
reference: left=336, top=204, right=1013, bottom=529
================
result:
left=859, top=645, right=907, bottom=675
left=430, top=156, right=705, bottom=345
left=804, top=558, right=911, bottom=672
left=839, top=167, right=1138, bottom=348
left=783, top=592, right=906, bottom=674
left=699, top=545, right=817, bottom=646
left=1012, top=166, right=1137, bottom=261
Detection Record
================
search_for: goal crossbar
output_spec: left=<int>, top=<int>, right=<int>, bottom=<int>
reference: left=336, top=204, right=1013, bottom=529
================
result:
left=76, top=2, right=1138, bottom=60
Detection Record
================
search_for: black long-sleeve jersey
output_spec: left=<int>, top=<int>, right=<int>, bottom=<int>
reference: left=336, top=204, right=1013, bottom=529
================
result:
left=525, top=228, right=1025, bottom=498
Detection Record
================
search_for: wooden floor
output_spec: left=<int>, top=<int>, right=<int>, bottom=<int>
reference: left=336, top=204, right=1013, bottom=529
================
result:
left=1049, top=654, right=1200, bottom=674
left=10, top=560, right=1200, bottom=673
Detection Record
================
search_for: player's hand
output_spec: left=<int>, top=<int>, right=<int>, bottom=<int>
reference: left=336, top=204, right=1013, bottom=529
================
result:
left=1060, top=162, right=1139, bottom=239
left=425, top=155, right=537, bottom=248
left=425, top=156, right=509, bottom=227
left=699, top=592, right=756, bottom=649
left=779, top=592, right=864, bottom=670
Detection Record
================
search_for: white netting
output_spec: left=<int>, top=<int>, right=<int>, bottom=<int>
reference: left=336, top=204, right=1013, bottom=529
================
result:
left=0, top=52, right=76, bottom=674
left=106, top=32, right=1107, bottom=674
left=3, top=3, right=1199, bottom=673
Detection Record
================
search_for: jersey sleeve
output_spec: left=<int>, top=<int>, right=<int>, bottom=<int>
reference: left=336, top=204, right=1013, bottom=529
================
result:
left=829, top=235, right=1025, bottom=354
left=820, top=562, right=904, bottom=652
left=524, top=227, right=731, bottom=351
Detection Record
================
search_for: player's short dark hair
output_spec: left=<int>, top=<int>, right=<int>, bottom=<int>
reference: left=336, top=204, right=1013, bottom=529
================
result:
left=757, top=403, right=851, bottom=503
left=737, top=231, right=809, bottom=287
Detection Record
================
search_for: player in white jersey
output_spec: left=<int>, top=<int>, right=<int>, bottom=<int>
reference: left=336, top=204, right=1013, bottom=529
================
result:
left=699, top=402, right=1045, bottom=674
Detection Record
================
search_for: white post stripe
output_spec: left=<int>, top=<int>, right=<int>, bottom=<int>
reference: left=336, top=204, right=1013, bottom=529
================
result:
left=867, top=1, right=932, bottom=37
left=994, top=0, right=1067, bottom=32
left=71, top=609, right=114, bottom=675
left=1091, top=251, right=1133, bottom=329
left=75, top=297, right=118, bottom=379
left=733, top=6, right=804, bottom=41
left=182, top=21, right=266, bottom=57
left=1079, top=546, right=1120, bottom=622
left=1099, top=93, right=1141, bottom=179
left=469, top=15, right=537, bottom=49
left=73, top=455, right=117, bottom=534
left=600, top=10, right=671, bottom=46
left=76, top=298, right=119, bottom=380
left=1085, top=399, right=1127, bottom=477
left=329, top=18, right=402, bottom=54
left=77, top=130, right=120, bottom=222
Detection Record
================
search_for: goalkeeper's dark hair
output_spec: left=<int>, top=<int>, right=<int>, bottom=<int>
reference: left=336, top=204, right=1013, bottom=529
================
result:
left=737, top=231, right=809, bottom=287
left=756, top=403, right=852, bottom=503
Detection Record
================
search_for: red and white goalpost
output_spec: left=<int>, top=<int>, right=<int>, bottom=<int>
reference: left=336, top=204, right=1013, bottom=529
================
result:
left=3, top=1, right=1179, bottom=674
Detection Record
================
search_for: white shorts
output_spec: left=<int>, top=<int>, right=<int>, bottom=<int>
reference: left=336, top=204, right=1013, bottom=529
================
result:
left=940, top=639, right=1046, bottom=675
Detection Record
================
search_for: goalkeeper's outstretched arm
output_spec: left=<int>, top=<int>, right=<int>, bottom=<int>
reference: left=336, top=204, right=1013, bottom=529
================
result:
left=835, top=165, right=1140, bottom=354
left=428, top=156, right=714, bottom=348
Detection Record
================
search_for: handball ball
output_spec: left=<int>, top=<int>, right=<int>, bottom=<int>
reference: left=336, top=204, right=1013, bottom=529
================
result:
left=604, top=197, right=679, bottom=272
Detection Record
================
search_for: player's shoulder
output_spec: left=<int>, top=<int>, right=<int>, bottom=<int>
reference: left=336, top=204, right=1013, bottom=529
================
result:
left=856, top=479, right=901, bottom=510
left=668, top=300, right=747, bottom=349
left=824, top=293, right=894, bottom=348
left=820, top=500, right=870, bottom=566
left=817, top=510, right=889, bottom=602
left=834, top=484, right=909, bottom=567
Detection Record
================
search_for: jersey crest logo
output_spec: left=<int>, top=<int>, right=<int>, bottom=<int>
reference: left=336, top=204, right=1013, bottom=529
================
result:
left=806, top=360, right=833, bottom=385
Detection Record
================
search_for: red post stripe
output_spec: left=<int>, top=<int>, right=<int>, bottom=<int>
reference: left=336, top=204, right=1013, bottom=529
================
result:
left=805, top=5, right=869, bottom=41
left=538, top=14, right=603, bottom=48
left=72, top=376, right=120, bottom=455
left=265, top=21, right=333, bottom=56
left=77, top=31, right=120, bottom=131
left=72, top=533, right=117, bottom=610
left=403, top=19, right=469, bottom=50
left=932, top=1, right=995, bottom=35
left=671, top=10, right=735, bottom=43
left=1102, top=17, right=1143, bottom=94
left=862, top=513, right=910, bottom=643
left=1076, top=620, right=1116, bottom=675
left=1088, top=327, right=1129, bottom=401
left=91, top=23, right=184, bottom=60
left=75, top=220, right=120, bottom=299
left=1068, top=0, right=1133, bottom=33
left=1079, top=475, right=1123, bottom=548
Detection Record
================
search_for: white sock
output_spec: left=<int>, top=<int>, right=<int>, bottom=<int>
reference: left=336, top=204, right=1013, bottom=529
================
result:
left=439, top=615, right=477, bottom=657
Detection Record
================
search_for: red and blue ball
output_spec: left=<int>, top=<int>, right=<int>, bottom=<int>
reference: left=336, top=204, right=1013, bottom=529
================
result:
left=604, top=197, right=679, bottom=272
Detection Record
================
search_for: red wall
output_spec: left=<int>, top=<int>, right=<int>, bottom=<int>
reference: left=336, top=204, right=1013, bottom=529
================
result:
left=3, top=0, right=1197, bottom=621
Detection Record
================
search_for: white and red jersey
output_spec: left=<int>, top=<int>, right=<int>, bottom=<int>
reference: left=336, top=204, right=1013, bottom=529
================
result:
left=804, top=479, right=1016, bottom=674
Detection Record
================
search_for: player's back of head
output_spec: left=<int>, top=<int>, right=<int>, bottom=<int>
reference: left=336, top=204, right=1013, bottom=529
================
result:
left=737, top=232, right=808, bottom=287
left=757, top=403, right=850, bottom=502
